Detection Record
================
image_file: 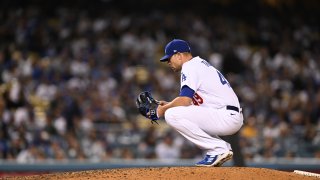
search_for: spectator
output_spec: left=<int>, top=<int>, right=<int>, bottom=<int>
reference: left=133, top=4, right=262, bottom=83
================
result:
left=155, top=132, right=181, bottom=161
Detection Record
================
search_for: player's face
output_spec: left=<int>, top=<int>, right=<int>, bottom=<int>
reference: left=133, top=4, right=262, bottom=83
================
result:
left=167, top=53, right=183, bottom=72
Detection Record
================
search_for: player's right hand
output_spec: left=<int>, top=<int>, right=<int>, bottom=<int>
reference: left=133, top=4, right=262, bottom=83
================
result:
left=158, top=100, right=169, bottom=106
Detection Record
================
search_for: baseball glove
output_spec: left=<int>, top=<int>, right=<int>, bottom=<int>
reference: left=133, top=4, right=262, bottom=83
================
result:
left=136, top=91, right=159, bottom=124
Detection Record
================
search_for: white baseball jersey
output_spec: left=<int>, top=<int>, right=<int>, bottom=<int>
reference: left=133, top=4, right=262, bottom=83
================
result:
left=180, top=56, right=240, bottom=108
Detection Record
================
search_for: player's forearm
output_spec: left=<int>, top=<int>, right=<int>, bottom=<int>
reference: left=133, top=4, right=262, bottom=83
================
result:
left=157, top=96, right=192, bottom=117
left=165, top=96, right=192, bottom=109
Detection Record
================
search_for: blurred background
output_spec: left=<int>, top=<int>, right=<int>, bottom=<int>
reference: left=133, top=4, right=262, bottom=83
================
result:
left=0, top=0, right=319, bottom=176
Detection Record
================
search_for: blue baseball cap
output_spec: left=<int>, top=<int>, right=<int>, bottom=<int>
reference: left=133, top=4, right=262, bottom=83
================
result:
left=160, top=39, right=191, bottom=62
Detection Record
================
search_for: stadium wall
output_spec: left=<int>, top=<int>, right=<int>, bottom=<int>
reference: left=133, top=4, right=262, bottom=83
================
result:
left=0, top=158, right=319, bottom=177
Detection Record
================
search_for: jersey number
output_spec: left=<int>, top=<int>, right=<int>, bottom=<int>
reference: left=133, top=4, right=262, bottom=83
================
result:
left=192, top=93, right=203, bottom=106
left=217, top=70, right=230, bottom=87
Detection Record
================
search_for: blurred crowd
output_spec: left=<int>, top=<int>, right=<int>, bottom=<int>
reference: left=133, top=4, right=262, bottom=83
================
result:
left=0, top=0, right=320, bottom=163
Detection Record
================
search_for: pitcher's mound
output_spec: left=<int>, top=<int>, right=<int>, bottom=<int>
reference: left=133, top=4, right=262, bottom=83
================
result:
left=7, top=167, right=320, bottom=180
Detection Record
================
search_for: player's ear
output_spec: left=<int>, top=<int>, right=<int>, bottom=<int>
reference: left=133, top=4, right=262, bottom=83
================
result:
left=177, top=53, right=182, bottom=60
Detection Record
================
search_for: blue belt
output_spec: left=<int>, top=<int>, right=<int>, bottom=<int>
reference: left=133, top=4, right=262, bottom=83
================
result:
left=226, top=105, right=239, bottom=112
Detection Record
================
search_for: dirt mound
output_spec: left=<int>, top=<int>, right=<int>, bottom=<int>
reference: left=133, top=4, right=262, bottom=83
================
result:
left=4, top=167, right=319, bottom=180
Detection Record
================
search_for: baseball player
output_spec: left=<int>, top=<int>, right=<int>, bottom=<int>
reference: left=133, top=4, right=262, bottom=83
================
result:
left=156, top=39, right=244, bottom=166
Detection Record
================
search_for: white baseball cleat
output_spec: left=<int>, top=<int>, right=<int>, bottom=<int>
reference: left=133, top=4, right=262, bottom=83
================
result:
left=195, top=151, right=233, bottom=167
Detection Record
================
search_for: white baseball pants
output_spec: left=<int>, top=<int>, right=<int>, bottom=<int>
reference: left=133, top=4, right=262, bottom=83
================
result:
left=164, top=105, right=243, bottom=156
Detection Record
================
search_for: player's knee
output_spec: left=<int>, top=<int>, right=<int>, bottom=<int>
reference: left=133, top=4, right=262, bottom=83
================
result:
left=164, top=107, right=180, bottom=126
left=164, top=108, right=174, bottom=120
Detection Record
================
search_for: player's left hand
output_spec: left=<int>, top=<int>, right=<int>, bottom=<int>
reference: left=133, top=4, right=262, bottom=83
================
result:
left=136, top=91, right=159, bottom=124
